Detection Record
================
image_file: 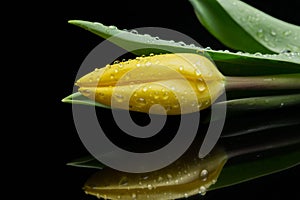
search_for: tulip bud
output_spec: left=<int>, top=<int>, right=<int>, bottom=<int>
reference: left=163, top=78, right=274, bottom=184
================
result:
left=76, top=53, right=225, bottom=115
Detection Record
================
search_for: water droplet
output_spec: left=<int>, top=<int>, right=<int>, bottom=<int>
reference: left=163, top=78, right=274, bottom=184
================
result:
left=117, top=195, right=121, bottom=199
left=199, top=186, right=206, bottom=195
left=200, top=169, right=208, bottom=181
left=153, top=91, right=160, bottom=99
left=175, top=179, right=179, bottom=184
left=136, top=63, right=141, bottom=67
left=256, top=29, right=264, bottom=38
left=110, top=75, right=115, bottom=79
left=108, top=25, right=117, bottom=30
left=270, top=30, right=276, bottom=36
left=195, top=69, right=201, bottom=76
left=170, top=86, right=176, bottom=91
left=94, top=22, right=103, bottom=26
left=130, top=29, right=138, bottom=34
left=184, top=193, right=188, bottom=198
left=212, top=179, right=217, bottom=184
left=136, top=98, right=146, bottom=105
left=197, top=81, right=206, bottom=92
left=179, top=65, right=184, bottom=71
left=96, top=193, right=101, bottom=199
left=280, top=102, right=284, bottom=107
left=254, top=52, right=262, bottom=56
left=283, top=30, right=292, bottom=36
left=178, top=41, right=186, bottom=46
left=114, top=68, right=119, bottom=73
left=142, top=87, right=148, bottom=92
left=204, top=47, right=212, bottom=50
left=167, top=174, right=172, bottom=179
left=147, top=184, right=153, bottom=190
left=154, top=36, right=160, bottom=40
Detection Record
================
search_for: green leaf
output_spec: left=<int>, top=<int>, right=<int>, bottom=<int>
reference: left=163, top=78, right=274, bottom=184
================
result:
left=61, top=92, right=110, bottom=108
left=62, top=92, right=300, bottom=117
left=68, top=20, right=300, bottom=76
left=189, top=0, right=300, bottom=53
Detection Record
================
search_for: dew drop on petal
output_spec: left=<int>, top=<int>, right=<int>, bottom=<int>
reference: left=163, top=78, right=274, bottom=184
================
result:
left=197, top=81, right=206, bottom=92
left=195, top=69, right=201, bottom=76
left=136, top=98, right=146, bottom=105
left=200, top=169, right=208, bottom=181
left=199, top=186, right=207, bottom=195
left=143, top=87, right=148, bottom=92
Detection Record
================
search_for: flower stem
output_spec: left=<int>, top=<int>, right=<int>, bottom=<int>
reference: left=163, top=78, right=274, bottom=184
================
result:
left=225, top=73, right=300, bottom=91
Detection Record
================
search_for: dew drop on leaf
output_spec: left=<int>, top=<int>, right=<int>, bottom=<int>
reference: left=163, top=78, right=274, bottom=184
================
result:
left=256, top=29, right=264, bottom=38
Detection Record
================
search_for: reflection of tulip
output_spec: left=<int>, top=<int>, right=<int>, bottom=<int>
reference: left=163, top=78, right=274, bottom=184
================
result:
left=83, top=148, right=227, bottom=200
left=76, top=53, right=225, bottom=115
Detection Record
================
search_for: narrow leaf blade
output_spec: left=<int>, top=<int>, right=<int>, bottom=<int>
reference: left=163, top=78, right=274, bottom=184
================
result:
left=68, top=20, right=300, bottom=76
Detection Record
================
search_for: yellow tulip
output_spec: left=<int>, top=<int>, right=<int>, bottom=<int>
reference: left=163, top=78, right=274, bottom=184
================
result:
left=76, top=53, right=225, bottom=115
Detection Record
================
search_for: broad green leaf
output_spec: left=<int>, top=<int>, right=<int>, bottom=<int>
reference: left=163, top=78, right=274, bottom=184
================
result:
left=68, top=20, right=300, bottom=76
left=189, top=0, right=300, bottom=53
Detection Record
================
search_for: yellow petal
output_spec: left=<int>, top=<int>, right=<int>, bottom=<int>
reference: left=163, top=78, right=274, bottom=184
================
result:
left=77, top=53, right=225, bottom=115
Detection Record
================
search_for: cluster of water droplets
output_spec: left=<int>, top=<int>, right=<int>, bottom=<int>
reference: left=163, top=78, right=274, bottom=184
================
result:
left=226, top=0, right=299, bottom=52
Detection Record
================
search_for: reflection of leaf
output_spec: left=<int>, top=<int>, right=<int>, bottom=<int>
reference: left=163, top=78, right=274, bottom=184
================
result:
left=68, top=20, right=300, bottom=76
left=67, top=155, right=105, bottom=169
left=213, top=124, right=300, bottom=189
left=189, top=0, right=300, bottom=53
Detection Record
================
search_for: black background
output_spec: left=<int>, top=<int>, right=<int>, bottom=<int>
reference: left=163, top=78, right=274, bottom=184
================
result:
left=27, top=0, right=300, bottom=199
